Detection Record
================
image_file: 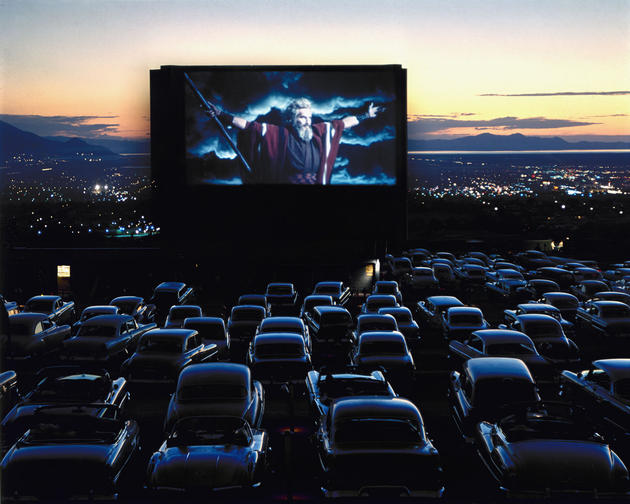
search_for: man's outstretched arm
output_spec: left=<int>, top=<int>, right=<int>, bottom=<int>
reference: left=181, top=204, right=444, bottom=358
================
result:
left=342, top=102, right=382, bottom=129
left=204, top=103, right=248, bottom=129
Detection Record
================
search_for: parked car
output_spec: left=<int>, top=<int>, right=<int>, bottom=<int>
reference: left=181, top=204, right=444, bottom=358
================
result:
left=237, top=294, right=270, bottom=316
left=475, top=402, right=630, bottom=498
left=255, top=316, right=311, bottom=352
left=22, top=294, right=75, bottom=326
left=454, top=263, right=487, bottom=284
left=1, top=366, right=129, bottom=450
left=315, top=397, right=443, bottom=498
left=587, top=291, right=630, bottom=306
left=502, top=314, right=581, bottom=370
left=505, top=303, right=574, bottom=335
left=441, top=306, right=489, bottom=341
left=305, top=369, right=396, bottom=423
left=146, top=416, right=270, bottom=495
left=372, top=280, right=403, bottom=304
left=529, top=267, right=573, bottom=289
left=574, top=301, right=630, bottom=357
left=352, top=313, right=398, bottom=342
left=391, top=257, right=413, bottom=281
left=182, top=316, right=230, bottom=360
left=300, top=294, right=334, bottom=324
left=150, top=281, right=195, bottom=325
left=432, top=263, right=456, bottom=289
left=515, top=279, right=560, bottom=301
left=1, top=404, right=139, bottom=500
left=378, top=307, right=420, bottom=341
left=247, top=333, right=312, bottom=385
left=109, top=295, right=156, bottom=324
left=572, top=266, right=604, bottom=283
left=537, top=291, right=579, bottom=321
left=0, top=370, right=19, bottom=421
left=265, top=282, right=298, bottom=316
left=307, top=306, right=354, bottom=365
left=350, top=331, right=415, bottom=387
left=164, top=304, right=203, bottom=329
left=561, top=359, right=630, bottom=437
left=448, top=329, right=555, bottom=383
left=72, top=305, right=119, bottom=334
left=449, top=357, right=540, bottom=440
left=120, top=328, right=219, bottom=390
left=61, top=314, right=156, bottom=369
left=359, top=294, right=399, bottom=314
left=515, top=250, right=554, bottom=269
left=406, top=267, right=439, bottom=291
left=4, top=313, right=71, bottom=365
left=416, top=295, right=464, bottom=328
left=570, top=279, right=611, bottom=301
left=227, top=305, right=266, bottom=344
left=164, top=362, right=264, bottom=433
left=311, top=281, right=351, bottom=306
left=485, top=269, right=527, bottom=299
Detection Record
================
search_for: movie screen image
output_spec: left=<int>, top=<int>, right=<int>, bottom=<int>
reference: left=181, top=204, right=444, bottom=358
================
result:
left=184, top=67, right=401, bottom=185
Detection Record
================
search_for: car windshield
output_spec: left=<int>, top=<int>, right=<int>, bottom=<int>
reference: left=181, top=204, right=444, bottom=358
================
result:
left=139, top=336, right=183, bottom=353
left=390, top=312, right=412, bottom=324
left=524, top=322, right=561, bottom=338
left=334, top=419, right=422, bottom=446
left=77, top=325, right=117, bottom=337
left=111, top=301, right=137, bottom=314
left=360, top=321, right=396, bottom=333
left=305, top=299, right=332, bottom=311
left=501, top=415, right=596, bottom=443
left=29, top=375, right=108, bottom=402
left=169, top=308, right=199, bottom=320
left=171, top=417, right=248, bottom=446
left=450, top=314, right=482, bottom=326
left=255, top=343, right=304, bottom=358
left=232, top=308, right=264, bottom=322
left=360, top=340, right=405, bottom=355
left=600, top=306, right=630, bottom=318
left=322, top=312, right=352, bottom=326
left=414, top=270, right=432, bottom=277
left=268, top=285, right=292, bottom=295
left=179, top=384, right=248, bottom=401
left=367, top=299, right=395, bottom=310
left=375, top=284, right=396, bottom=294
left=614, top=379, right=630, bottom=401
left=549, top=298, right=577, bottom=309
left=486, top=343, right=536, bottom=356
left=24, top=300, right=52, bottom=313
left=24, top=420, right=120, bottom=444
left=319, top=379, right=389, bottom=402
left=475, top=380, right=537, bottom=407
left=186, top=323, right=225, bottom=340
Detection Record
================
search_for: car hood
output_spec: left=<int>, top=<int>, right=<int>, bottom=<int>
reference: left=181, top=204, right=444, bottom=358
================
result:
left=152, top=445, right=251, bottom=489
left=504, top=440, right=625, bottom=491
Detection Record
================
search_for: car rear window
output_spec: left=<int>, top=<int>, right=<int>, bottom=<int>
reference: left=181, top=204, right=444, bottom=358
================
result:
left=334, top=419, right=422, bottom=445
left=600, top=306, right=630, bottom=318
left=24, top=300, right=52, bottom=313
left=360, top=340, right=405, bottom=356
left=139, top=336, right=183, bottom=353
left=315, top=285, right=340, bottom=295
left=486, top=343, right=536, bottom=356
left=179, top=384, right=247, bottom=401
left=255, top=342, right=304, bottom=358
left=232, top=308, right=264, bottom=322
left=268, top=285, right=293, bottom=295
left=450, top=314, right=482, bottom=326
left=77, top=325, right=117, bottom=337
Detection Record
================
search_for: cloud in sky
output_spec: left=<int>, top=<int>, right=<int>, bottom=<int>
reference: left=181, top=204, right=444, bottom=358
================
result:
left=408, top=115, right=600, bottom=137
left=480, top=91, right=630, bottom=97
left=0, top=114, right=120, bottom=138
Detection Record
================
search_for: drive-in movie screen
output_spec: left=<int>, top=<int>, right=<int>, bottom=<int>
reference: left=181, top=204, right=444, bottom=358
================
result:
left=184, top=68, right=401, bottom=185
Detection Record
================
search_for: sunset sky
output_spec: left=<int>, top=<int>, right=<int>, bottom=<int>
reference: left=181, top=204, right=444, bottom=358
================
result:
left=1, top=0, right=629, bottom=141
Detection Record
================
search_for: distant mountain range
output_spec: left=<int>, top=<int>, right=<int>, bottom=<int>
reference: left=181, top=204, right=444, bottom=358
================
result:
left=0, top=120, right=121, bottom=160
left=408, top=132, right=630, bottom=151
left=2, top=120, right=630, bottom=161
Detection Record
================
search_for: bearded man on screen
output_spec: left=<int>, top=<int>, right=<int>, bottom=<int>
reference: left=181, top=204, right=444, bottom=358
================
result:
left=211, top=97, right=381, bottom=184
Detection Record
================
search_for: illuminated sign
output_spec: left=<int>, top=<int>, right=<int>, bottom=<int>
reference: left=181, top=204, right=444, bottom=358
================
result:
left=57, top=265, right=71, bottom=278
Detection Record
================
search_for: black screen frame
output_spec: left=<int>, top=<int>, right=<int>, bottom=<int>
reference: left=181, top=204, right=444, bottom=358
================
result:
left=151, top=65, right=407, bottom=246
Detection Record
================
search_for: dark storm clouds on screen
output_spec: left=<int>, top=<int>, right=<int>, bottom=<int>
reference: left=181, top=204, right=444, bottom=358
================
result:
left=185, top=70, right=397, bottom=185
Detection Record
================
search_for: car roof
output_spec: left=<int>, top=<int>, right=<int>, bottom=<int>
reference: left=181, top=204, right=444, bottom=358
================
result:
left=178, top=362, right=250, bottom=385
left=426, top=295, right=464, bottom=306
left=466, top=357, right=534, bottom=382
left=315, top=281, right=342, bottom=288
left=357, top=313, right=397, bottom=324
left=471, top=329, right=534, bottom=345
left=260, top=316, right=304, bottom=328
left=314, top=305, right=350, bottom=315
left=80, top=314, right=133, bottom=327
left=543, top=291, right=578, bottom=301
left=82, top=305, right=118, bottom=313
left=26, top=295, right=60, bottom=302
left=110, top=296, right=143, bottom=304
left=331, top=397, right=422, bottom=425
left=267, top=282, right=294, bottom=288
left=515, top=313, right=561, bottom=324
left=253, top=333, right=304, bottom=345
left=366, top=294, right=397, bottom=302
left=517, top=303, right=559, bottom=312
left=142, top=328, right=197, bottom=342
left=358, top=331, right=406, bottom=343
left=378, top=307, right=412, bottom=315
left=183, top=316, right=225, bottom=327
left=594, top=359, right=630, bottom=382
left=155, top=281, right=186, bottom=292
left=589, top=300, right=629, bottom=308
left=447, top=306, right=483, bottom=316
